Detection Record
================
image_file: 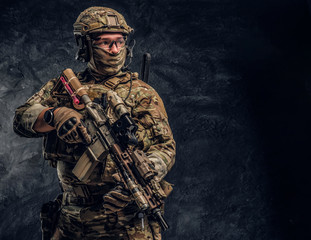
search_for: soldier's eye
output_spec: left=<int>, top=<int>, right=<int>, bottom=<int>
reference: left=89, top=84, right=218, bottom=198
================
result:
left=116, top=39, right=125, bottom=47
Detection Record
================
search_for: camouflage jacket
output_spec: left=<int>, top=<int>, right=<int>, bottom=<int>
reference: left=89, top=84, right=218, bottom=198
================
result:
left=13, top=69, right=175, bottom=190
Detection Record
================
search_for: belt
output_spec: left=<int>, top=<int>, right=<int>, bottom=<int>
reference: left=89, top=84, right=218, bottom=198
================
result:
left=61, top=182, right=114, bottom=197
left=61, top=182, right=114, bottom=206
left=63, top=193, right=104, bottom=206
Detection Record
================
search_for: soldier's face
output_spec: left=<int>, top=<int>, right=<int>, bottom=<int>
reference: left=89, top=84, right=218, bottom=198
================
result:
left=93, top=33, right=125, bottom=54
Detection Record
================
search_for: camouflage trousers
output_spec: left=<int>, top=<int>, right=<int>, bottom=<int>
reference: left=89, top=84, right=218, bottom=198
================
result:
left=51, top=203, right=161, bottom=240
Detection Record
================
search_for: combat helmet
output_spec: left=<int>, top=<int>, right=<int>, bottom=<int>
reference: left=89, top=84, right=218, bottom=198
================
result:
left=73, top=7, right=134, bottom=62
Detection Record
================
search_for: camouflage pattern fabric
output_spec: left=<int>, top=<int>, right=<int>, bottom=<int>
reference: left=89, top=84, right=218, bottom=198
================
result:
left=13, top=68, right=175, bottom=239
left=54, top=204, right=161, bottom=239
left=74, top=7, right=134, bottom=36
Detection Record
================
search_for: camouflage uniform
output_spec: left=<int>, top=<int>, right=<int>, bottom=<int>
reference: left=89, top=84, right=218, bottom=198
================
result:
left=13, top=69, right=175, bottom=239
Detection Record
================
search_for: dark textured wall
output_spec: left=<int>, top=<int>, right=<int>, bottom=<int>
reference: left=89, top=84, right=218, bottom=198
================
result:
left=1, top=0, right=311, bottom=239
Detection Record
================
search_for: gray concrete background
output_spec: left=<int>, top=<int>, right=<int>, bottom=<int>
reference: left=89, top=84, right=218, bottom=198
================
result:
left=1, top=0, right=311, bottom=239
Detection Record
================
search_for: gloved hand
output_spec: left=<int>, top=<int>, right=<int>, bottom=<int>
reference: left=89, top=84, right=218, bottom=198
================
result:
left=103, top=172, right=132, bottom=214
left=53, top=107, right=90, bottom=144
left=103, top=185, right=132, bottom=214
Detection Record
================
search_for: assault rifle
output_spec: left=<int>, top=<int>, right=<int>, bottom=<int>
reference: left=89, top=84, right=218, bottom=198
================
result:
left=59, top=69, right=169, bottom=231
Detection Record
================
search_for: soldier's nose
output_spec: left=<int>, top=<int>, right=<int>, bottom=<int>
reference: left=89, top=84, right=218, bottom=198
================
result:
left=109, top=44, right=119, bottom=54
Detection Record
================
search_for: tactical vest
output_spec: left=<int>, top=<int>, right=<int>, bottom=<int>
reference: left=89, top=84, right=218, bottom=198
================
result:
left=44, top=71, right=138, bottom=186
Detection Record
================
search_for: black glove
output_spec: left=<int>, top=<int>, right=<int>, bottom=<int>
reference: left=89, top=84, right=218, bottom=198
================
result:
left=53, top=107, right=91, bottom=144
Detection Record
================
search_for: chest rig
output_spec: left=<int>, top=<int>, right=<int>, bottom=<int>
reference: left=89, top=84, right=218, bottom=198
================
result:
left=43, top=71, right=136, bottom=167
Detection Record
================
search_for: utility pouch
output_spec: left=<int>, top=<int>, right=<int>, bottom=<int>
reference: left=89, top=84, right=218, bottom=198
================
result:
left=40, top=194, right=62, bottom=240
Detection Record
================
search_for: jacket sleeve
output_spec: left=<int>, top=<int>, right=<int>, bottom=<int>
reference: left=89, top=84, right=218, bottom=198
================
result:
left=13, top=79, right=58, bottom=138
left=130, top=82, right=176, bottom=180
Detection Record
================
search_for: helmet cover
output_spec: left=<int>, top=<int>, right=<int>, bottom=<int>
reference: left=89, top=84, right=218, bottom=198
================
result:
left=74, top=7, right=133, bottom=36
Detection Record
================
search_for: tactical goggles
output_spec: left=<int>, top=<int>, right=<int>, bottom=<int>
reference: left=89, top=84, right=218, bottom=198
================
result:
left=93, top=38, right=126, bottom=50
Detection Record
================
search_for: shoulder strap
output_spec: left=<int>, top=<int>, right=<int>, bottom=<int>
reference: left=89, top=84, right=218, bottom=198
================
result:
left=104, top=72, right=139, bottom=89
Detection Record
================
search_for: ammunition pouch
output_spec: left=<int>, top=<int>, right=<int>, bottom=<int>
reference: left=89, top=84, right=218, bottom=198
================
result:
left=40, top=194, right=62, bottom=240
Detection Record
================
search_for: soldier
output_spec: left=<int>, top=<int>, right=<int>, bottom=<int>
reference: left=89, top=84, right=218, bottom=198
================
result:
left=13, top=6, right=175, bottom=240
